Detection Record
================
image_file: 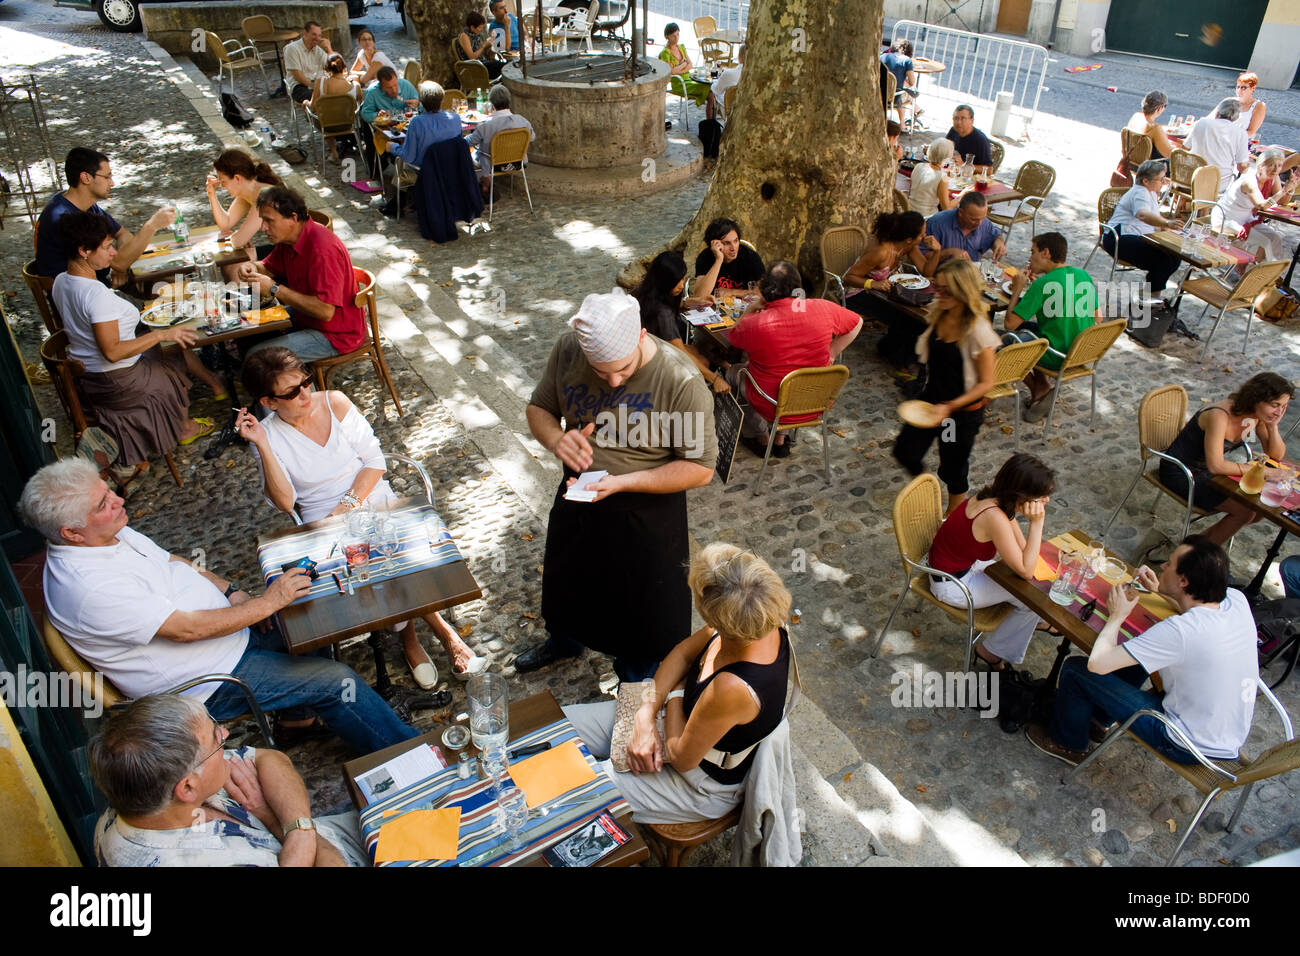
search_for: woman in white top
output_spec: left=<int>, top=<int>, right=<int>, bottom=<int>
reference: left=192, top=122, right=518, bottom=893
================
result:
left=51, top=212, right=223, bottom=479
left=1216, top=148, right=1296, bottom=263
left=205, top=149, right=282, bottom=279
left=909, top=137, right=957, bottom=218
left=236, top=347, right=487, bottom=689
left=1233, top=72, right=1267, bottom=139
left=349, top=28, right=395, bottom=90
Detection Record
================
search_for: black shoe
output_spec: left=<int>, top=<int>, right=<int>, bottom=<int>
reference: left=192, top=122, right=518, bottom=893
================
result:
left=272, top=717, right=333, bottom=748
left=772, top=438, right=792, bottom=458
left=1089, top=717, right=1116, bottom=744
left=740, top=435, right=770, bottom=459
left=379, top=200, right=399, bottom=218
left=514, top=640, right=581, bottom=673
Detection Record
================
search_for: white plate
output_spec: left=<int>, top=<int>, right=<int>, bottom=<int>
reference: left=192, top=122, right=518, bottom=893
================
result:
left=1001, top=279, right=1014, bottom=295
left=139, top=303, right=183, bottom=328
left=890, top=273, right=929, bottom=290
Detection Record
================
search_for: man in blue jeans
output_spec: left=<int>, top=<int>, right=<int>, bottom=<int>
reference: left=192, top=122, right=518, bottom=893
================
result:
left=1281, top=555, right=1300, bottom=599
left=21, top=459, right=416, bottom=756
left=1026, top=536, right=1258, bottom=766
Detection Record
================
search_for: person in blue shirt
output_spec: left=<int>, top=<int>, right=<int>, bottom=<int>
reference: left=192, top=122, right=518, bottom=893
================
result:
left=925, top=192, right=1007, bottom=264
left=489, top=0, right=521, bottom=54
left=880, top=39, right=917, bottom=125
left=392, top=82, right=464, bottom=166
left=359, top=66, right=419, bottom=123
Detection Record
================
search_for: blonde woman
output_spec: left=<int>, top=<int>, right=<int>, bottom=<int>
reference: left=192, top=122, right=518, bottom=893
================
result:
left=909, top=137, right=957, bottom=217
left=892, top=258, right=999, bottom=514
left=1233, top=72, right=1267, bottom=139
left=563, top=544, right=791, bottom=823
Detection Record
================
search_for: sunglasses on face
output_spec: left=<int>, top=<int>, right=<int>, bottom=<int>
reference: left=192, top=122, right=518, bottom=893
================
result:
left=271, top=378, right=313, bottom=401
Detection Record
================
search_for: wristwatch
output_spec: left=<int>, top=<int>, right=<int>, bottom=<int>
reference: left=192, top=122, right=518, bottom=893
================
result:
left=223, top=583, right=238, bottom=598
left=282, top=817, right=316, bottom=837
left=268, top=282, right=280, bottom=300
left=665, top=689, right=685, bottom=704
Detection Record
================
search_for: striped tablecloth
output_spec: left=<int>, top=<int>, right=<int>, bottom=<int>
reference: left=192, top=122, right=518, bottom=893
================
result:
left=257, top=504, right=464, bottom=606
left=359, top=717, right=629, bottom=867
left=1032, top=533, right=1177, bottom=644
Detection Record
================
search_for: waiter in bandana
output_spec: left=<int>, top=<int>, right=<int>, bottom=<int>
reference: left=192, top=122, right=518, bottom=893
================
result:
left=515, top=289, right=717, bottom=682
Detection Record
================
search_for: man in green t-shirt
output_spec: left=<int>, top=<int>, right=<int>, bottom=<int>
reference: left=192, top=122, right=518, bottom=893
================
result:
left=516, top=289, right=718, bottom=683
left=1003, top=232, right=1099, bottom=422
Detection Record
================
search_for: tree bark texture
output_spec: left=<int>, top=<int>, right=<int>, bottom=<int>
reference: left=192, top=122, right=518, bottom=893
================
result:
left=405, top=0, right=477, bottom=87
left=657, top=0, right=892, bottom=292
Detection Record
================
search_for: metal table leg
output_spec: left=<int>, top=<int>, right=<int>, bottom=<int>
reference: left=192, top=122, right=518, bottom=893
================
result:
left=1245, top=527, right=1290, bottom=598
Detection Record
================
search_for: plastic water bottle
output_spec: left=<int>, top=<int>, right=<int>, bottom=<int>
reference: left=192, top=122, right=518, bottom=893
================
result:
left=173, top=208, right=188, bottom=244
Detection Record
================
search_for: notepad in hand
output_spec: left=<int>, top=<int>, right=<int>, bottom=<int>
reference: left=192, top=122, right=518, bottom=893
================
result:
left=564, top=470, right=608, bottom=503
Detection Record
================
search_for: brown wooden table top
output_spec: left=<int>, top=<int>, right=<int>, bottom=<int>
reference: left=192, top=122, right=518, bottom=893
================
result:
left=342, top=689, right=650, bottom=867
left=261, top=28, right=301, bottom=42
left=258, top=501, right=483, bottom=654
left=912, top=57, right=945, bottom=74
left=1142, top=229, right=1244, bottom=270
left=131, top=225, right=250, bottom=284
left=1211, top=473, right=1300, bottom=537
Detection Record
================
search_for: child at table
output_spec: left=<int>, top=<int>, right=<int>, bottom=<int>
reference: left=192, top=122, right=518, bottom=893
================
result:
left=927, top=452, right=1056, bottom=670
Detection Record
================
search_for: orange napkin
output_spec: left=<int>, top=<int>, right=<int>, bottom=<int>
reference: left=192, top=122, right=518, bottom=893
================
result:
left=244, top=305, right=290, bottom=325
left=1032, top=556, right=1056, bottom=582
left=508, top=740, right=597, bottom=809
left=374, top=807, right=461, bottom=862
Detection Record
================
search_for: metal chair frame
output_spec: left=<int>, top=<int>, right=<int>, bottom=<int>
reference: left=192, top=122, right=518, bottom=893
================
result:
left=486, top=126, right=534, bottom=220
left=206, top=31, right=269, bottom=98
left=1032, top=318, right=1127, bottom=444
left=987, top=159, right=1055, bottom=246
left=739, top=364, right=849, bottom=494
left=302, top=93, right=359, bottom=170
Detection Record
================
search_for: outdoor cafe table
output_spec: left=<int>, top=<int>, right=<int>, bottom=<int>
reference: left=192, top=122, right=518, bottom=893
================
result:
left=257, top=499, right=482, bottom=655
left=896, top=160, right=1024, bottom=206
left=1255, top=202, right=1300, bottom=292
left=342, top=689, right=650, bottom=867
left=986, top=529, right=1176, bottom=691
left=1212, top=464, right=1300, bottom=598
left=129, top=225, right=249, bottom=286
left=1143, top=228, right=1255, bottom=273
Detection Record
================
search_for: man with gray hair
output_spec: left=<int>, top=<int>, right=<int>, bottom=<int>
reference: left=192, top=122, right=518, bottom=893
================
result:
left=91, top=694, right=367, bottom=866
left=20, top=458, right=416, bottom=755
left=1185, top=97, right=1250, bottom=195
left=465, top=84, right=535, bottom=198
left=514, top=289, right=717, bottom=681
left=391, top=81, right=463, bottom=166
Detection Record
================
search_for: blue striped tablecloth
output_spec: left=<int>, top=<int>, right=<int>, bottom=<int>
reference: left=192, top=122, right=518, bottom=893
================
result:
left=359, top=717, right=629, bottom=867
left=257, top=504, right=464, bottom=606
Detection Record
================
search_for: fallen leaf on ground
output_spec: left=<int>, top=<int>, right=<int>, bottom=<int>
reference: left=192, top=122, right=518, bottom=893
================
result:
left=831, top=427, right=847, bottom=438
left=916, top=785, right=927, bottom=792
left=458, top=624, right=473, bottom=638
left=521, top=612, right=537, bottom=619
left=843, top=773, right=852, bottom=782
left=1165, top=818, right=1177, bottom=833
left=911, top=628, right=920, bottom=637
left=1000, top=425, right=1014, bottom=435
left=521, top=533, right=534, bottom=541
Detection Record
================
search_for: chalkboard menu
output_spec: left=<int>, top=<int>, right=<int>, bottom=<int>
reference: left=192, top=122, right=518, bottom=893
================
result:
left=713, top=390, right=744, bottom=484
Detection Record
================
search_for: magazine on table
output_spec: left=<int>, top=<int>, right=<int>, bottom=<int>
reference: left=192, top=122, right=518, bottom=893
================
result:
left=542, top=812, right=631, bottom=867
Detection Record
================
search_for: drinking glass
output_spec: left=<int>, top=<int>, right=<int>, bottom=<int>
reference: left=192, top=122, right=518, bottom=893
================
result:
left=372, top=518, right=399, bottom=586
left=1049, top=550, right=1087, bottom=606
left=496, top=786, right=529, bottom=849
left=425, top=513, right=446, bottom=549
left=343, top=535, right=371, bottom=584
left=480, top=749, right=510, bottom=795
left=468, top=673, right=509, bottom=754
left=1260, top=470, right=1293, bottom=508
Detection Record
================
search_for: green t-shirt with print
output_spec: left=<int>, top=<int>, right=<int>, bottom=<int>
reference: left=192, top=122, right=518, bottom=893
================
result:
left=1011, top=265, right=1097, bottom=370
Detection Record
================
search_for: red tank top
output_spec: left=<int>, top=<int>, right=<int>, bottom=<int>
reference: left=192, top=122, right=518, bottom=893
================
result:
left=928, top=501, right=1000, bottom=575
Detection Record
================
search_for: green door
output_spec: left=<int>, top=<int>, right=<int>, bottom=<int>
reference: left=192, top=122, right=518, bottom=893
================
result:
left=1105, top=0, right=1269, bottom=70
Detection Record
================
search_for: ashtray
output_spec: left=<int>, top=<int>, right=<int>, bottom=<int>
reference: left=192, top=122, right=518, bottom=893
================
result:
left=441, top=725, right=471, bottom=751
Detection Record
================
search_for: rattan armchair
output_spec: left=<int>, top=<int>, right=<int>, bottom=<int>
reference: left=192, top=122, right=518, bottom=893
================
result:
left=1120, top=128, right=1152, bottom=174
left=869, top=473, right=1014, bottom=672
left=1098, top=384, right=1215, bottom=544
left=987, top=140, right=1005, bottom=175
left=205, top=30, right=269, bottom=98
left=1182, top=259, right=1289, bottom=360
left=987, top=160, right=1056, bottom=245
left=1032, top=318, right=1127, bottom=442
left=486, top=126, right=534, bottom=219
left=1168, top=148, right=1206, bottom=212
left=309, top=267, right=405, bottom=418
left=1082, top=186, right=1142, bottom=282
left=984, top=336, right=1049, bottom=449
left=739, top=364, right=849, bottom=494
left=819, top=225, right=868, bottom=303
left=23, top=259, right=61, bottom=333
left=302, top=93, right=358, bottom=169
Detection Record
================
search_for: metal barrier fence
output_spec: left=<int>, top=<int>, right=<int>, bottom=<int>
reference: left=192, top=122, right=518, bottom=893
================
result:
left=644, top=0, right=749, bottom=33
left=890, top=20, right=1050, bottom=133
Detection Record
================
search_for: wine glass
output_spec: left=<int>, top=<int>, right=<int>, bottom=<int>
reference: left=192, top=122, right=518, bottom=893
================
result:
left=372, top=518, right=400, bottom=586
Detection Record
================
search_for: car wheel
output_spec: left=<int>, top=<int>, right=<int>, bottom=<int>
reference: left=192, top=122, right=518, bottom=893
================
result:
left=96, top=0, right=141, bottom=32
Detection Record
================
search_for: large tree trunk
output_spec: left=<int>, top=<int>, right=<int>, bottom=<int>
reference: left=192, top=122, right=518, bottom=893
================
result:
left=405, top=0, right=477, bottom=87
left=632, top=0, right=892, bottom=292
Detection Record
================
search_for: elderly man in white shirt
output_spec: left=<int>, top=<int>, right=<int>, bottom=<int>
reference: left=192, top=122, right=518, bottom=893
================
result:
left=283, top=20, right=333, bottom=103
left=19, top=458, right=417, bottom=755
left=1185, top=97, right=1251, bottom=196
left=1103, top=158, right=1185, bottom=294
left=709, top=44, right=744, bottom=122
left=465, top=84, right=535, bottom=198
left=92, top=694, right=369, bottom=867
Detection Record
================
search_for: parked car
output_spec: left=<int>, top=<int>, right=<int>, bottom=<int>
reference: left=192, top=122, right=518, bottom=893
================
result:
left=54, top=0, right=369, bottom=34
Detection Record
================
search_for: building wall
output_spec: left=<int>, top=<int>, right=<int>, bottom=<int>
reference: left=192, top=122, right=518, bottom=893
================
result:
left=1247, top=0, right=1300, bottom=91
left=0, top=698, right=80, bottom=866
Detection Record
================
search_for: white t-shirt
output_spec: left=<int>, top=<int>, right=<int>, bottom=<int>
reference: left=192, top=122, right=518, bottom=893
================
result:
left=43, top=526, right=249, bottom=702
left=1107, top=183, right=1161, bottom=237
left=354, top=49, right=395, bottom=75
left=284, top=38, right=330, bottom=93
left=251, top=397, right=395, bottom=524
left=51, top=273, right=142, bottom=373
left=712, top=65, right=741, bottom=119
left=909, top=163, right=945, bottom=217
left=1122, top=588, right=1259, bottom=759
left=1185, top=117, right=1249, bottom=195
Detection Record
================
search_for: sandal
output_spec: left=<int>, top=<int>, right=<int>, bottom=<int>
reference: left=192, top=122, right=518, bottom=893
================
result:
left=1035, top=623, right=1063, bottom=636
left=178, top=417, right=217, bottom=446
left=973, top=645, right=1007, bottom=671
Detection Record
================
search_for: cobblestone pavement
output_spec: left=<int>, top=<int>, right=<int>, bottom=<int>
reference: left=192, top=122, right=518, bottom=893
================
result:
left=3, top=0, right=1299, bottom=865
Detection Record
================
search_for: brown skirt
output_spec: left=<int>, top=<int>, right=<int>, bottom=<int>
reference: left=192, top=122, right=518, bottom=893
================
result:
left=79, top=346, right=192, bottom=465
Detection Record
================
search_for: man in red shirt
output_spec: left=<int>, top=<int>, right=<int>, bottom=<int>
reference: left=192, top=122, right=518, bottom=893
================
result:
left=237, top=187, right=365, bottom=361
left=725, top=260, right=862, bottom=457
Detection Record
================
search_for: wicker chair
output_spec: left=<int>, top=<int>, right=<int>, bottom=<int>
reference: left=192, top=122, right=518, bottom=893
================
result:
left=23, top=259, right=61, bottom=333
left=1168, top=148, right=1206, bottom=212
left=309, top=267, right=404, bottom=417
left=1098, top=384, right=1216, bottom=544
left=39, top=330, right=183, bottom=487
left=892, top=187, right=909, bottom=213
left=302, top=93, right=358, bottom=170
left=1032, top=318, right=1127, bottom=442
left=986, top=160, right=1056, bottom=245
left=1082, top=187, right=1142, bottom=282
left=819, top=225, right=868, bottom=303
left=740, top=365, right=850, bottom=494
left=1120, top=128, right=1152, bottom=174
left=1182, top=260, right=1289, bottom=361
left=306, top=208, right=334, bottom=231
left=1066, top=678, right=1295, bottom=865
left=699, top=38, right=733, bottom=67
left=486, top=126, right=534, bottom=220
left=645, top=805, right=742, bottom=867
left=723, top=84, right=737, bottom=120
left=403, top=60, right=422, bottom=87
left=454, top=60, right=491, bottom=97
left=43, top=615, right=277, bottom=746
left=692, top=14, right=718, bottom=41
left=987, top=140, right=1005, bottom=175
left=869, top=473, right=1014, bottom=672
left=444, top=89, right=468, bottom=111
left=984, top=336, right=1049, bottom=449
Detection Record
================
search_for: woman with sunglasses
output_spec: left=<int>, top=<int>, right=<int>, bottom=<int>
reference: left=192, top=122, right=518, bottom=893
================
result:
left=1232, top=72, right=1267, bottom=140
left=892, top=258, right=999, bottom=516
left=236, top=348, right=487, bottom=688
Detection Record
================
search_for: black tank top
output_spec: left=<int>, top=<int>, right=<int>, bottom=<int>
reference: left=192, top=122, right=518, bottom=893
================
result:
left=1164, top=406, right=1243, bottom=478
left=683, top=628, right=790, bottom=784
left=922, top=335, right=964, bottom=404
